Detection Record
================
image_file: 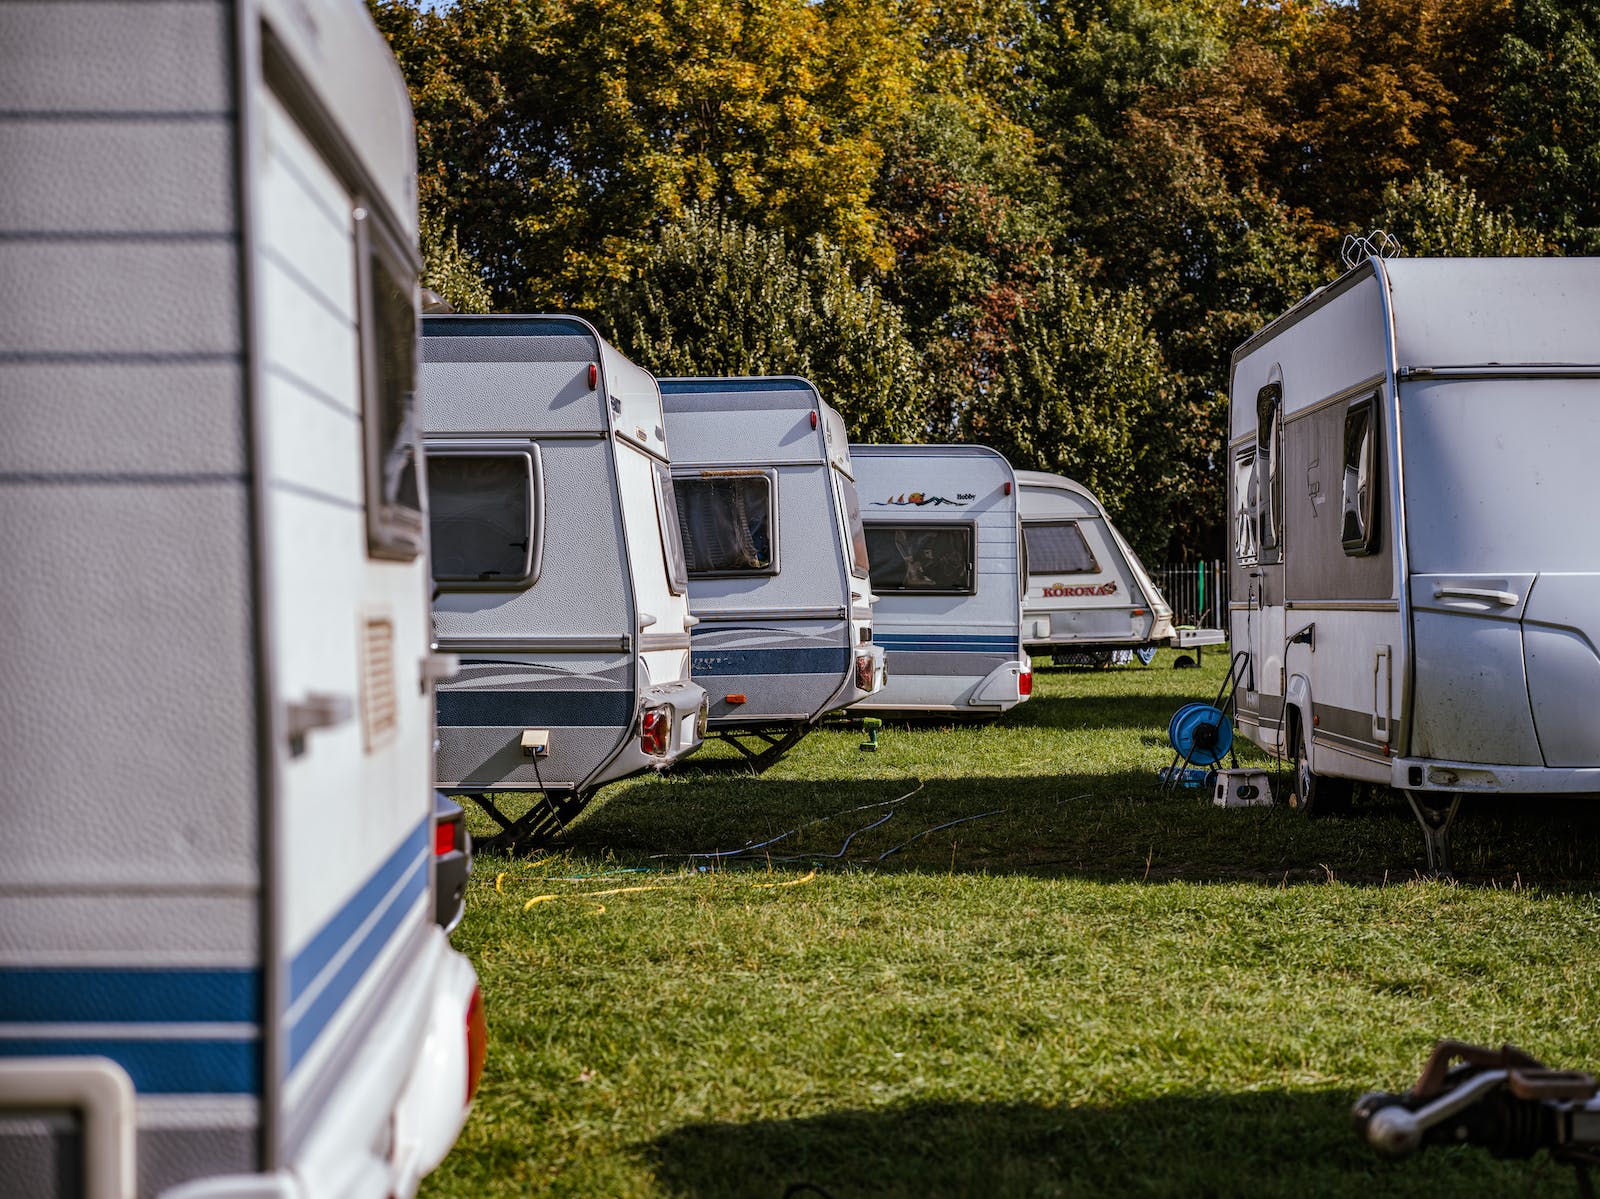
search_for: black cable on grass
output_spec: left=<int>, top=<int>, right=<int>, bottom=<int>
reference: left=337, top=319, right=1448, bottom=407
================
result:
left=872, top=808, right=1005, bottom=862
left=658, top=779, right=925, bottom=862
left=782, top=1185, right=839, bottom=1199
left=762, top=809, right=897, bottom=863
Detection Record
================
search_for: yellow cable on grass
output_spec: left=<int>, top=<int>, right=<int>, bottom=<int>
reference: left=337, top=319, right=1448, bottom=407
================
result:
left=751, top=870, right=818, bottom=889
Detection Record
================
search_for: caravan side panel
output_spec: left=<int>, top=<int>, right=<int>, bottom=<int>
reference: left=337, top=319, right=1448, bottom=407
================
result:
left=0, top=2, right=261, bottom=1190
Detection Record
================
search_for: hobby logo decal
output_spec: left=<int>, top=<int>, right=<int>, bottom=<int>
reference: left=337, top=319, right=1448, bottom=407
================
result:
left=870, top=491, right=974, bottom=507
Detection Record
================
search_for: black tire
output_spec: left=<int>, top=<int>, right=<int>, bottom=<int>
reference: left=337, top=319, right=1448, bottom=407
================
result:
left=1290, top=719, right=1352, bottom=817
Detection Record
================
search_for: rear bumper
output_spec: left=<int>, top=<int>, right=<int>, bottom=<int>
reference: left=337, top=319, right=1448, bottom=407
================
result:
left=1391, top=758, right=1600, bottom=797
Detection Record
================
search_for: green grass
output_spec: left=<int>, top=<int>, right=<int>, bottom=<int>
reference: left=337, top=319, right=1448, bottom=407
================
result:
left=427, top=651, right=1600, bottom=1198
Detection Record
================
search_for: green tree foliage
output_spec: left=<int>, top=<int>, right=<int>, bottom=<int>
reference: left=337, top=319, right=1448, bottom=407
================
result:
left=603, top=208, right=928, bottom=443
left=379, top=0, right=1590, bottom=562
left=1496, top=0, right=1600, bottom=251
left=1375, top=169, right=1556, bottom=257
left=966, top=262, right=1174, bottom=561
left=420, top=207, right=493, bottom=313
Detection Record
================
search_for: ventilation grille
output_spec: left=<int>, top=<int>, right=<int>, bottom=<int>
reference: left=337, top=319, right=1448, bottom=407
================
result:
left=361, top=616, right=398, bottom=752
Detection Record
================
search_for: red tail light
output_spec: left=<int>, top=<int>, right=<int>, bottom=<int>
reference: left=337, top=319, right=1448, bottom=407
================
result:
left=641, top=707, right=670, bottom=756
left=1019, top=669, right=1033, bottom=697
left=855, top=654, right=875, bottom=691
left=434, top=819, right=457, bottom=857
left=465, top=985, right=488, bottom=1103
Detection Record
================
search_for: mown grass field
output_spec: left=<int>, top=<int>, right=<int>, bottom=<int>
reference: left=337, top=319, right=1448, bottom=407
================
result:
left=426, top=651, right=1600, bottom=1198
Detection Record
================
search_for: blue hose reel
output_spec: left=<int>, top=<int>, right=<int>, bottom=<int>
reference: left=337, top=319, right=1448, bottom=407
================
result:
left=1167, top=703, right=1233, bottom=765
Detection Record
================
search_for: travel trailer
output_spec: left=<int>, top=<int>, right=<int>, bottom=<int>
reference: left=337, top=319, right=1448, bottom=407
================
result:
left=849, top=445, right=1032, bottom=715
left=1228, top=255, right=1600, bottom=868
left=660, top=377, right=886, bottom=767
left=421, top=315, right=707, bottom=845
left=1017, top=470, right=1177, bottom=664
left=0, top=1, right=483, bottom=1194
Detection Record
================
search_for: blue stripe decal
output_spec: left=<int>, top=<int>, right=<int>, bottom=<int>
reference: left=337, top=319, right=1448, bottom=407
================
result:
left=436, top=690, right=634, bottom=727
left=875, top=635, right=1018, bottom=652
left=0, top=968, right=257, bottom=1024
left=691, top=647, right=849, bottom=676
left=288, top=821, right=429, bottom=1002
left=285, top=851, right=429, bottom=1075
left=658, top=377, right=811, bottom=395
left=0, top=1038, right=257, bottom=1095
left=422, top=315, right=590, bottom=339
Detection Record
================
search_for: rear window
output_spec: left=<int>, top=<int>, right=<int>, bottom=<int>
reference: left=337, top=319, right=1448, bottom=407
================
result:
left=427, top=451, right=538, bottom=587
left=674, top=473, right=776, bottom=575
left=1024, top=522, right=1099, bottom=575
left=865, top=523, right=975, bottom=593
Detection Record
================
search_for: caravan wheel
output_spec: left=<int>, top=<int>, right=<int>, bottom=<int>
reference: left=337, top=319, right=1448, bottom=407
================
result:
left=1290, top=720, right=1351, bottom=817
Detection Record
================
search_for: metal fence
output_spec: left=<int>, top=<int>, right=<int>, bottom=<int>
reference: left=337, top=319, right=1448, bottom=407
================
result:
left=1156, top=559, right=1227, bottom=629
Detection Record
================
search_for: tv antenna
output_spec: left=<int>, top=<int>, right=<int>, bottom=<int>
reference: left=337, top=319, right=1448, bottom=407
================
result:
left=1341, top=229, right=1402, bottom=270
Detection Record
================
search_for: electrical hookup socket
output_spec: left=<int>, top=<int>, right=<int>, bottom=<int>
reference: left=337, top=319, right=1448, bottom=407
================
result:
left=520, top=729, right=550, bottom=758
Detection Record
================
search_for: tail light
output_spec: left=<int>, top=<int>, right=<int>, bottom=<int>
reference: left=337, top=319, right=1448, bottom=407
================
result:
left=1019, top=668, right=1033, bottom=697
left=855, top=653, right=875, bottom=691
left=465, top=985, right=488, bottom=1103
left=641, top=707, right=670, bottom=756
left=434, top=817, right=458, bottom=857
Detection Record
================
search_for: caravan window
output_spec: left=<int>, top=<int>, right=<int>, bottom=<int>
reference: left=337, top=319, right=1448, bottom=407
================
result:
left=1024, top=522, right=1099, bottom=575
left=1233, top=448, right=1259, bottom=565
left=357, top=208, right=425, bottom=560
left=1341, top=396, right=1379, bottom=555
left=835, top=474, right=871, bottom=578
left=1256, top=382, right=1283, bottom=563
left=426, top=449, right=539, bottom=588
left=674, top=472, right=776, bottom=575
left=864, top=523, right=976, bottom=594
left=653, top=462, right=689, bottom=594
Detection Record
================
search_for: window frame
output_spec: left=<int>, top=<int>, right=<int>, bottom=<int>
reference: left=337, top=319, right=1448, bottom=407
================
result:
left=833, top=470, right=872, bottom=580
left=424, top=439, right=544, bottom=592
left=355, top=204, right=427, bottom=561
left=863, top=520, right=978, bottom=596
left=652, top=460, right=689, bottom=595
left=1233, top=445, right=1259, bottom=567
left=1022, top=520, right=1101, bottom=576
left=1255, top=381, right=1284, bottom=564
left=671, top=468, right=781, bottom=579
left=1341, top=394, right=1380, bottom=557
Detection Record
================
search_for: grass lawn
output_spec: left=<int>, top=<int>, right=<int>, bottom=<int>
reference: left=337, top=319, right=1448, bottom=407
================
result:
left=428, top=650, right=1600, bottom=1198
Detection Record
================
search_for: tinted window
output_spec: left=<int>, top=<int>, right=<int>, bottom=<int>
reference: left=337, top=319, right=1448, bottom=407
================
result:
left=427, top=453, right=535, bottom=585
left=865, top=523, right=975, bottom=593
left=1256, top=382, right=1283, bottom=562
left=1024, top=522, right=1098, bottom=574
left=654, top=462, right=689, bottom=594
left=674, top=475, right=775, bottom=574
left=360, top=210, right=424, bottom=559
left=1342, top=397, right=1378, bottom=555
left=837, top=475, right=870, bottom=577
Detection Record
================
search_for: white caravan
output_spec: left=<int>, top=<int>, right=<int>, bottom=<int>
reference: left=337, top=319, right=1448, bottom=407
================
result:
left=0, top=1, right=483, bottom=1195
left=1017, top=470, right=1177, bottom=663
left=421, top=316, right=706, bottom=846
left=660, top=377, right=886, bottom=768
left=1228, top=255, right=1600, bottom=867
left=848, top=445, right=1032, bottom=715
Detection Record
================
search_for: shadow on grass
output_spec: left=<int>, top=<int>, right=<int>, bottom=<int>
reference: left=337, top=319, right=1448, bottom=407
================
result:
left=642, top=1091, right=1563, bottom=1199
left=543, top=769, right=1600, bottom=889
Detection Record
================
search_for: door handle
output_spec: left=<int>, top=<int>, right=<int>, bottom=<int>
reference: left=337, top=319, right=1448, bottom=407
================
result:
left=1372, top=646, right=1392, bottom=743
left=1431, top=586, right=1519, bottom=606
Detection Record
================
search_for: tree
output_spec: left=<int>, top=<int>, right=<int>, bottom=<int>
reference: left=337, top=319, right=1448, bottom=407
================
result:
left=964, top=260, right=1175, bottom=562
left=420, top=208, right=493, bottom=313
left=1374, top=169, right=1556, bottom=256
left=603, top=208, right=929, bottom=442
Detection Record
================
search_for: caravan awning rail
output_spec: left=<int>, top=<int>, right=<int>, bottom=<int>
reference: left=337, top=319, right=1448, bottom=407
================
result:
left=435, top=635, right=633, bottom=653
left=692, top=606, right=848, bottom=623
left=1398, top=365, right=1600, bottom=380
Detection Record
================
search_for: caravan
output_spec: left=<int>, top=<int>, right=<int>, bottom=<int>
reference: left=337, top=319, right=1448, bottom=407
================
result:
left=660, top=377, right=885, bottom=768
left=849, top=445, right=1031, bottom=715
left=421, top=316, right=707, bottom=845
left=1228, top=256, right=1600, bottom=867
left=1017, top=470, right=1176, bottom=664
left=0, top=0, right=482, bottom=1193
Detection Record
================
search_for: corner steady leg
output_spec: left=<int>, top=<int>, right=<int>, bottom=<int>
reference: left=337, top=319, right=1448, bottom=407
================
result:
left=1403, top=791, right=1462, bottom=875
